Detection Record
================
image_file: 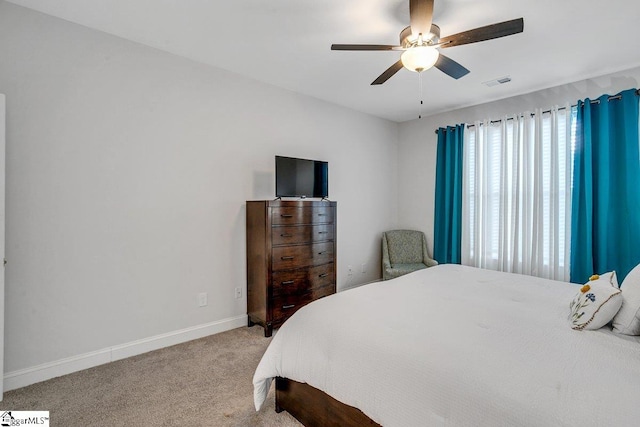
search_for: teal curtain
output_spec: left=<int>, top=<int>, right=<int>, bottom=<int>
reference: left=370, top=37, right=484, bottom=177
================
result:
left=570, top=89, right=640, bottom=283
left=434, top=124, right=464, bottom=264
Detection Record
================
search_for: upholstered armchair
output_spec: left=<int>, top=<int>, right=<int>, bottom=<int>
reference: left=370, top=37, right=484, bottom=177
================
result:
left=382, top=230, right=438, bottom=280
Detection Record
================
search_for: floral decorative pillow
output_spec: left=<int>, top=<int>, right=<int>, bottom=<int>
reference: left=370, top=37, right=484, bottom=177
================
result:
left=569, top=272, right=622, bottom=330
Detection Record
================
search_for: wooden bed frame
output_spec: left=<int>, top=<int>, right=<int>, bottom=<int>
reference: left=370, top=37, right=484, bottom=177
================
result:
left=275, top=377, right=380, bottom=427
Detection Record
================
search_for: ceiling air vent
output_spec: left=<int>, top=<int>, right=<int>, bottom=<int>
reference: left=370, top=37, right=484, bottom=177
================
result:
left=483, top=76, right=512, bottom=87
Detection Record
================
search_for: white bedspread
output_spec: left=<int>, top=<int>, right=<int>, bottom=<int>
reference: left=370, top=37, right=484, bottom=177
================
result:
left=253, top=264, right=640, bottom=426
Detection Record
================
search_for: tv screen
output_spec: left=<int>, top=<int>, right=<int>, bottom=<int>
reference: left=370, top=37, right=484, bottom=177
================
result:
left=275, top=156, right=328, bottom=198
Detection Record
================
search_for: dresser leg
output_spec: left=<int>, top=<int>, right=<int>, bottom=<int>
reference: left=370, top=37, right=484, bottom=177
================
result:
left=248, top=317, right=255, bottom=327
left=265, top=323, right=273, bottom=337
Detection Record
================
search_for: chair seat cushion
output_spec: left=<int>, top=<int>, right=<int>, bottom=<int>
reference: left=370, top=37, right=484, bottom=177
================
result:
left=386, top=263, right=428, bottom=279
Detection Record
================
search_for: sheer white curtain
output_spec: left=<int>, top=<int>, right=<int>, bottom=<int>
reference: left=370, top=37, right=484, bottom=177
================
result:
left=461, top=106, right=573, bottom=281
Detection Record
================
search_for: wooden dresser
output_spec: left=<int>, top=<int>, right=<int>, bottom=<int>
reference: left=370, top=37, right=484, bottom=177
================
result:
left=246, top=200, right=337, bottom=337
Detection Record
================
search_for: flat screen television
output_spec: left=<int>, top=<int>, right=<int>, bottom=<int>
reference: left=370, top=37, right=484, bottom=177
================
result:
left=275, top=156, right=328, bottom=198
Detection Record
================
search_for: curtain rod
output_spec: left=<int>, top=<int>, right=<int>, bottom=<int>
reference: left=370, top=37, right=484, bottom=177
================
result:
left=433, top=89, right=640, bottom=133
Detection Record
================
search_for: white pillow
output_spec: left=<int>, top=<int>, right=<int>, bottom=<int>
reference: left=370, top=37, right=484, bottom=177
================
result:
left=612, top=264, right=640, bottom=335
left=569, top=272, right=622, bottom=330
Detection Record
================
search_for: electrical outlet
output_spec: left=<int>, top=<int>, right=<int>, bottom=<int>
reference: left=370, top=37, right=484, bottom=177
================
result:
left=235, top=287, right=242, bottom=299
left=198, top=292, right=207, bottom=307
left=361, top=263, right=366, bottom=274
left=348, top=265, right=353, bottom=276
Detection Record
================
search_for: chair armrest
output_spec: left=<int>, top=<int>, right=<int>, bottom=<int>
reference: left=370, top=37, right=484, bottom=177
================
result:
left=382, top=234, right=391, bottom=269
left=382, top=233, right=392, bottom=279
left=424, top=258, right=438, bottom=267
left=421, top=233, right=438, bottom=267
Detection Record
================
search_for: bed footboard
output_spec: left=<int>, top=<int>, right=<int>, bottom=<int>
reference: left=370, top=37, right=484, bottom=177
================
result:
left=275, top=377, right=380, bottom=427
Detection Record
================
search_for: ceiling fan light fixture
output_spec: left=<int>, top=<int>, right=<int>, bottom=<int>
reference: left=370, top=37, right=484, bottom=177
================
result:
left=401, top=46, right=439, bottom=73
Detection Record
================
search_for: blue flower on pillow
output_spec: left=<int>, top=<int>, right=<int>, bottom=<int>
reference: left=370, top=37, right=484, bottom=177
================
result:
left=586, top=293, right=596, bottom=302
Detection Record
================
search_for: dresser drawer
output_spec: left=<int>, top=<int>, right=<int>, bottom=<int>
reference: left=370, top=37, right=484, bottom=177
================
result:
left=272, top=241, right=334, bottom=271
left=271, top=206, right=334, bottom=225
left=272, top=263, right=335, bottom=297
left=271, top=285, right=335, bottom=322
left=272, top=224, right=334, bottom=246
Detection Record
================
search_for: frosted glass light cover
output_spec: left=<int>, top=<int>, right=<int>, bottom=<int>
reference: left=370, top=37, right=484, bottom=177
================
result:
left=401, top=46, right=439, bottom=72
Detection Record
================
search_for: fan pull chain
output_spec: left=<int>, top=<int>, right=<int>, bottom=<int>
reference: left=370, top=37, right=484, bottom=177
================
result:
left=418, top=72, right=424, bottom=119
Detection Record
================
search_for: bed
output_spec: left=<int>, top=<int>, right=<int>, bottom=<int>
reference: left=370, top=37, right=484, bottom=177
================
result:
left=253, top=264, right=640, bottom=426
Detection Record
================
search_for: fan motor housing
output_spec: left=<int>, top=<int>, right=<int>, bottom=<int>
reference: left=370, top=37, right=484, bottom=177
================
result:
left=400, top=24, right=440, bottom=47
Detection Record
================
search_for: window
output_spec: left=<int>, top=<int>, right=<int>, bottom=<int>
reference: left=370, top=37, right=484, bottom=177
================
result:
left=461, top=106, right=575, bottom=281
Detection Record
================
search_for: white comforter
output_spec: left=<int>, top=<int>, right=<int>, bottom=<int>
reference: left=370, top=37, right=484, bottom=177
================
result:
left=253, top=264, right=640, bottom=426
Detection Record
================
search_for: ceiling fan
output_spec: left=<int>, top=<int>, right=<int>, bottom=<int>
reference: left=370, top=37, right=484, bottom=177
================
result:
left=331, top=0, right=524, bottom=85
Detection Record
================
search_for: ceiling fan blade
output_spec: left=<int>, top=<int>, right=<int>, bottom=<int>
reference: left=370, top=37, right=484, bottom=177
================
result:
left=409, top=0, right=435, bottom=38
left=440, top=18, right=524, bottom=48
left=331, top=44, right=400, bottom=51
left=434, top=53, right=470, bottom=79
left=371, top=60, right=404, bottom=85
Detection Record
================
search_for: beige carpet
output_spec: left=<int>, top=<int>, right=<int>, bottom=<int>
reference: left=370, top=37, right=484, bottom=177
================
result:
left=1, top=326, right=302, bottom=427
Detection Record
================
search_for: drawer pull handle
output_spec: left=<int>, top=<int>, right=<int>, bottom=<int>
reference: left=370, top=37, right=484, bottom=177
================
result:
left=281, top=280, right=295, bottom=285
left=318, top=231, right=328, bottom=235
left=281, top=256, right=294, bottom=260
left=317, top=214, right=327, bottom=217
left=282, top=304, right=296, bottom=309
left=280, top=234, right=293, bottom=237
left=318, top=273, right=329, bottom=278
left=280, top=214, right=293, bottom=218
left=318, top=251, right=327, bottom=255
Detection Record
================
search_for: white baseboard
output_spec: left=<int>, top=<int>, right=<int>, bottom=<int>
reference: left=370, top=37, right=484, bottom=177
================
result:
left=3, top=314, right=248, bottom=392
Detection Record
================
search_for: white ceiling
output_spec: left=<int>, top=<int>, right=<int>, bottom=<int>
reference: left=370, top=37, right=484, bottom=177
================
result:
left=7, top=0, right=640, bottom=122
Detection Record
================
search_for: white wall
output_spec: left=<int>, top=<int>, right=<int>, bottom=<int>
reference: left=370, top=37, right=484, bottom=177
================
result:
left=398, top=65, right=640, bottom=253
left=0, top=2, right=399, bottom=376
